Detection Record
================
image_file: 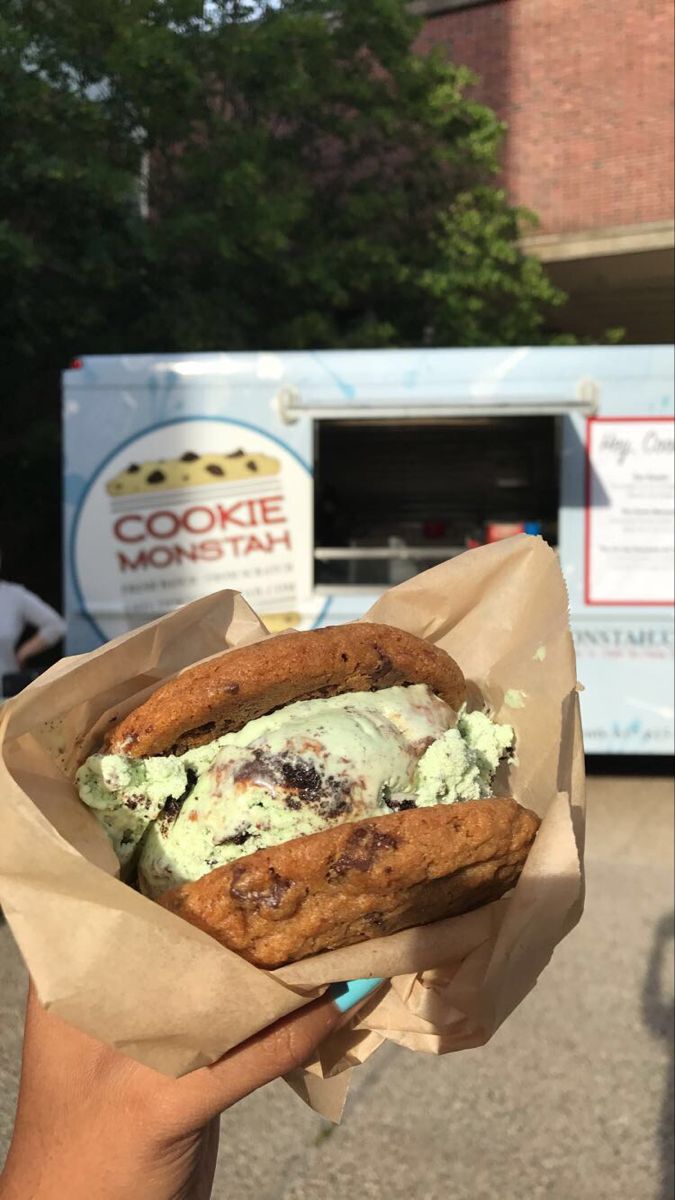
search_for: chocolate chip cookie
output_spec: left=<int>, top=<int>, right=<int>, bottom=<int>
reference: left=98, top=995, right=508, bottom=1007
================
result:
left=105, top=449, right=280, bottom=496
left=158, top=797, right=540, bottom=968
left=105, top=623, right=466, bottom=758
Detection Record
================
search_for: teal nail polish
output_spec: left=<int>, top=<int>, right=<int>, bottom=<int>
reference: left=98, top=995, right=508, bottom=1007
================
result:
left=330, top=977, right=385, bottom=1013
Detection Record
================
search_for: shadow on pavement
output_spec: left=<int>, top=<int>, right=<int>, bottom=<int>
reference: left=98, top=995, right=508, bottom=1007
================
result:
left=641, top=911, right=674, bottom=1200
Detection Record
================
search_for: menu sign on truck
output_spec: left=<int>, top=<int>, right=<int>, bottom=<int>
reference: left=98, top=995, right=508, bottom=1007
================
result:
left=73, top=419, right=320, bottom=640
left=585, top=417, right=674, bottom=606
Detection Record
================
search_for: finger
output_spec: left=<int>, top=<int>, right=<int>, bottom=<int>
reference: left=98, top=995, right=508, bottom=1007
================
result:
left=173, top=978, right=384, bottom=1125
left=172, top=993, right=337, bottom=1124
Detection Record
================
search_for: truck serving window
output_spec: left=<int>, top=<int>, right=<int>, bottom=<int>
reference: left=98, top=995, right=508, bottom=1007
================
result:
left=314, top=417, right=559, bottom=589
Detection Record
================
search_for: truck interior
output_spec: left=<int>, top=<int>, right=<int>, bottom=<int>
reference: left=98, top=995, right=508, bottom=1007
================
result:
left=314, top=416, right=559, bottom=590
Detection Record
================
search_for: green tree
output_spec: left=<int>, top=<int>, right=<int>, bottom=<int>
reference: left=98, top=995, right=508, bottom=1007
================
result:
left=0, top=0, right=568, bottom=607
left=1, top=0, right=566, bottom=375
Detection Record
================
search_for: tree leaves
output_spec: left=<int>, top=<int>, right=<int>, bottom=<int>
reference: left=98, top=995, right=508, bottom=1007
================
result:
left=1, top=0, right=572, bottom=377
left=1, top=0, right=585, bottom=608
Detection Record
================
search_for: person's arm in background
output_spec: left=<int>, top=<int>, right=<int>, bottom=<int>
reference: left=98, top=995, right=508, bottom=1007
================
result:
left=14, top=587, right=66, bottom=669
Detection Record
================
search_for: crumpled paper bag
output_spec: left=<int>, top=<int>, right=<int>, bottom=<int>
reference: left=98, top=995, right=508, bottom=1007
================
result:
left=0, top=536, right=584, bottom=1121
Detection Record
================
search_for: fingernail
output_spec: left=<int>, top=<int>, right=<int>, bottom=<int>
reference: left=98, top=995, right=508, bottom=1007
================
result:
left=329, top=978, right=385, bottom=1014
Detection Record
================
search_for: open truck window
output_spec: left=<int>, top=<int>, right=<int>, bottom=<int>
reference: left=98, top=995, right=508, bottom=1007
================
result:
left=314, top=417, right=560, bottom=589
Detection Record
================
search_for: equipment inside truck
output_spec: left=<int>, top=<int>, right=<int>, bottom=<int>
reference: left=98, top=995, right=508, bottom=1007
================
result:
left=314, top=416, right=559, bottom=588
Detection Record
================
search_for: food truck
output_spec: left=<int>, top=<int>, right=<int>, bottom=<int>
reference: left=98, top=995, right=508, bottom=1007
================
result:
left=63, top=345, right=674, bottom=755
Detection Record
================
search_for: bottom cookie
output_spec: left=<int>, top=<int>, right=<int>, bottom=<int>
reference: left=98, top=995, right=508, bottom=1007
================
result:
left=158, top=797, right=540, bottom=968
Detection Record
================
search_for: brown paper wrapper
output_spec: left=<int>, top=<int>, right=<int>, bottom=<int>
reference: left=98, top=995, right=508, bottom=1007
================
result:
left=0, top=537, right=585, bottom=1122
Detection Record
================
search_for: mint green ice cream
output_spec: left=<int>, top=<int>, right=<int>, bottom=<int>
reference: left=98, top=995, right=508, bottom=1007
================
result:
left=415, top=710, right=515, bottom=805
left=76, top=684, right=513, bottom=899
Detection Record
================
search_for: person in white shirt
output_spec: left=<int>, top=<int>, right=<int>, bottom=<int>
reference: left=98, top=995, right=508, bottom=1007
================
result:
left=0, top=577, right=66, bottom=679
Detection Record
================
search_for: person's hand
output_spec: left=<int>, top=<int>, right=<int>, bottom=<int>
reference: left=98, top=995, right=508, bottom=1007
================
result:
left=0, top=980, right=369, bottom=1200
left=13, top=646, right=29, bottom=669
left=15, top=632, right=48, bottom=669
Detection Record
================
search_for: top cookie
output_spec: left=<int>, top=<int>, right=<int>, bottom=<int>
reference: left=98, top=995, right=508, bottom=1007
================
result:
left=104, top=623, right=466, bottom=758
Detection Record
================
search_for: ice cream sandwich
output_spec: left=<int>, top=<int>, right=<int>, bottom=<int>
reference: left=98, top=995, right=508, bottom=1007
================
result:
left=76, top=624, right=539, bottom=967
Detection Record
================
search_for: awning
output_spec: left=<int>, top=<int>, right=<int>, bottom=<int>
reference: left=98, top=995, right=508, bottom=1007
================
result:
left=275, top=379, right=599, bottom=424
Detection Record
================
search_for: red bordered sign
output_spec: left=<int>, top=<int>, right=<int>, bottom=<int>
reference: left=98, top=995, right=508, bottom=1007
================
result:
left=585, top=416, right=674, bottom=607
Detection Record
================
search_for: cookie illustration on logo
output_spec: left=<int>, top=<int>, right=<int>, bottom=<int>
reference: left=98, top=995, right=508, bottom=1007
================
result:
left=74, top=417, right=321, bottom=645
left=260, top=612, right=301, bottom=634
left=106, top=449, right=280, bottom=496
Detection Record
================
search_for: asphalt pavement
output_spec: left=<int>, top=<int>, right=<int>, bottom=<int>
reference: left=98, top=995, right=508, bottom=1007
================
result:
left=1, top=769, right=673, bottom=1200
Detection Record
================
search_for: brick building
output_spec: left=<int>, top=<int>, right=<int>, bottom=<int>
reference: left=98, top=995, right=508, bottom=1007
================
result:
left=413, top=0, right=674, bottom=342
